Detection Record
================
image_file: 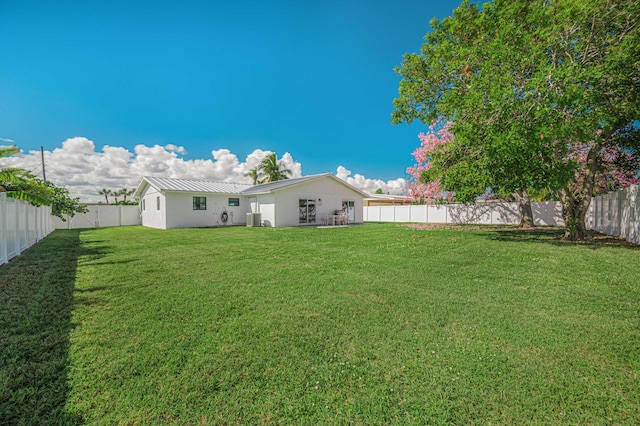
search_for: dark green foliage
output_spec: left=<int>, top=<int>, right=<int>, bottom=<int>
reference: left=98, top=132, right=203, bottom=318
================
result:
left=393, top=0, right=640, bottom=238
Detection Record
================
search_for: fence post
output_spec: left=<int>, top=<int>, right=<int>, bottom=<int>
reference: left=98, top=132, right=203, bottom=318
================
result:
left=633, top=186, right=640, bottom=245
left=35, top=206, right=40, bottom=241
left=618, top=189, right=625, bottom=239
left=15, top=198, right=21, bottom=256
left=1, top=193, right=6, bottom=265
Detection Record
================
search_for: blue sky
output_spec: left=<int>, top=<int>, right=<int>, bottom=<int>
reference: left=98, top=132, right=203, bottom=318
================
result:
left=0, top=0, right=464, bottom=199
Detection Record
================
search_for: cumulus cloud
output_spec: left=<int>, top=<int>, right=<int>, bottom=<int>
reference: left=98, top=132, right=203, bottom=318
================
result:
left=0, top=136, right=406, bottom=202
left=336, top=166, right=406, bottom=196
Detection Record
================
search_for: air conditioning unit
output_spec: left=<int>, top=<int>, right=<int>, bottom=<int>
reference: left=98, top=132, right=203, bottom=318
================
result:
left=246, top=213, right=262, bottom=227
left=252, top=213, right=262, bottom=227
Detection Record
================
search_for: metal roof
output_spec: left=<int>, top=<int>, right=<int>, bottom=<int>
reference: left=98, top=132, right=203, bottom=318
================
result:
left=141, top=177, right=253, bottom=194
left=135, top=173, right=369, bottom=198
left=240, top=174, right=331, bottom=195
left=240, top=173, right=369, bottom=197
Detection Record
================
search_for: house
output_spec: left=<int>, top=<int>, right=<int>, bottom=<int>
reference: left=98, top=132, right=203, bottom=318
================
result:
left=134, top=173, right=369, bottom=229
left=364, top=193, right=409, bottom=206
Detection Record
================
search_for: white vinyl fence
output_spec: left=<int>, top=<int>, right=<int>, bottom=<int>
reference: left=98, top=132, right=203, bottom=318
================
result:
left=0, top=192, right=54, bottom=266
left=364, top=201, right=565, bottom=227
left=54, top=205, right=141, bottom=229
left=590, top=185, right=639, bottom=245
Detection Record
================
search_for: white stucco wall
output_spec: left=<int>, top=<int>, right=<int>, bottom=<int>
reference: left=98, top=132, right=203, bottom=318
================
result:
left=271, top=177, right=364, bottom=227
left=165, top=192, right=250, bottom=229
left=139, top=175, right=365, bottom=229
left=140, top=186, right=167, bottom=229
left=253, top=194, right=276, bottom=227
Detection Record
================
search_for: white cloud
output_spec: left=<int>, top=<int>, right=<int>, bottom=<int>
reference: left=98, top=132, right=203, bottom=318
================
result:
left=0, top=137, right=16, bottom=143
left=0, top=136, right=406, bottom=202
left=336, top=166, right=406, bottom=196
left=164, top=144, right=186, bottom=154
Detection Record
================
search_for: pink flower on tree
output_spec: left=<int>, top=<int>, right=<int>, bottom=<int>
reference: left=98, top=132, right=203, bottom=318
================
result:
left=567, top=141, right=639, bottom=196
left=406, top=121, right=455, bottom=203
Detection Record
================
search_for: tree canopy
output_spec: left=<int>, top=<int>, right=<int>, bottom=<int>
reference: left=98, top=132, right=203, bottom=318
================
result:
left=393, top=0, right=640, bottom=238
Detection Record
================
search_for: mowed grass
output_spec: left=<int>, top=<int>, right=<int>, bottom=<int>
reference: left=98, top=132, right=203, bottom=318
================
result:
left=2, top=224, right=639, bottom=424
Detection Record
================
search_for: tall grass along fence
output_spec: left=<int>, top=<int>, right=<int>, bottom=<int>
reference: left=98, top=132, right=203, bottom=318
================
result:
left=0, top=192, right=53, bottom=266
left=590, top=185, right=639, bottom=245
left=53, top=204, right=140, bottom=230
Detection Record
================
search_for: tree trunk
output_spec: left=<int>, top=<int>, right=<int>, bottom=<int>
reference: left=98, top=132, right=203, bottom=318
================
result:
left=558, top=188, right=591, bottom=240
left=558, top=140, right=602, bottom=240
left=513, top=189, right=534, bottom=228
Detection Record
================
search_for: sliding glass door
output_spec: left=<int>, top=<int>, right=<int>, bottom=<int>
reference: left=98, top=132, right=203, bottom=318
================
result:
left=299, top=199, right=316, bottom=224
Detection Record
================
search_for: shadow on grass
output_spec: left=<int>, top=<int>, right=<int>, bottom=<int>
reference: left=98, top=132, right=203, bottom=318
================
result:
left=403, top=223, right=639, bottom=250
left=486, top=227, right=640, bottom=250
left=0, top=230, right=109, bottom=425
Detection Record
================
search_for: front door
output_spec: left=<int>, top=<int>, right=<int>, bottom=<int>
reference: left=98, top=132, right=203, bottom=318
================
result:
left=299, top=199, right=316, bottom=224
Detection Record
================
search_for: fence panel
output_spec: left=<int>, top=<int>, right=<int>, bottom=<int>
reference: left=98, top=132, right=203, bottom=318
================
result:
left=409, top=205, right=427, bottom=223
left=532, top=202, right=565, bottom=226
left=427, top=205, right=447, bottom=223
left=53, top=205, right=141, bottom=230
left=0, top=193, right=53, bottom=266
left=364, top=201, right=559, bottom=227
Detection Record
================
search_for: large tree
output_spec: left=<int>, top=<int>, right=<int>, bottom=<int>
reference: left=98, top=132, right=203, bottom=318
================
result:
left=393, top=0, right=640, bottom=238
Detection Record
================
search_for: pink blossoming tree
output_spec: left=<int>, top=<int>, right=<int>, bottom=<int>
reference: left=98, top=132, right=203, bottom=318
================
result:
left=567, top=142, right=639, bottom=197
left=406, top=121, right=455, bottom=204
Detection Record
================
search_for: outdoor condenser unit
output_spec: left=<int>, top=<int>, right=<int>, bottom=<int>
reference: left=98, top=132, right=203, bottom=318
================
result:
left=246, top=213, right=262, bottom=227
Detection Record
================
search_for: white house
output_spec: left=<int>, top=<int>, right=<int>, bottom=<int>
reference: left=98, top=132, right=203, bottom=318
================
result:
left=134, top=173, right=368, bottom=229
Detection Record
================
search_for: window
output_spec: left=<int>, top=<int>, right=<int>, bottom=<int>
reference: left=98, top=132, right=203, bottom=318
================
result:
left=142, top=199, right=146, bottom=211
left=156, top=196, right=160, bottom=210
left=193, top=196, right=207, bottom=210
left=228, top=197, right=240, bottom=207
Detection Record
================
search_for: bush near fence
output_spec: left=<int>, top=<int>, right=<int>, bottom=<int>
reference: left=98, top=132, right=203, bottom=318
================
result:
left=0, top=193, right=53, bottom=266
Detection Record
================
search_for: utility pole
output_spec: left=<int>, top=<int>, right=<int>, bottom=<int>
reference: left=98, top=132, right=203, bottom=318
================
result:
left=40, top=146, right=47, bottom=182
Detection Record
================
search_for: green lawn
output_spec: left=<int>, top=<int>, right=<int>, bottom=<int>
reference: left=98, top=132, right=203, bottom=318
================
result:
left=1, top=224, right=639, bottom=425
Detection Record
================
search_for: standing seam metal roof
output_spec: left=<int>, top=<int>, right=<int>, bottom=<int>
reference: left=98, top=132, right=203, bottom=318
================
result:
left=142, top=176, right=253, bottom=194
left=240, top=173, right=331, bottom=195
